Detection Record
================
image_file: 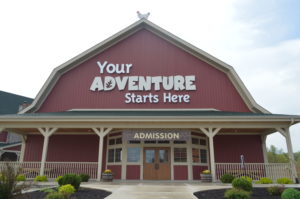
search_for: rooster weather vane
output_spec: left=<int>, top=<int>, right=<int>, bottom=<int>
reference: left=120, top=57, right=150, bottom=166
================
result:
left=137, top=11, right=150, bottom=19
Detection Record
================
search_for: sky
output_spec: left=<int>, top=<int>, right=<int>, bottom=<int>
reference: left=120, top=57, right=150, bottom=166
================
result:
left=0, top=0, right=299, bottom=152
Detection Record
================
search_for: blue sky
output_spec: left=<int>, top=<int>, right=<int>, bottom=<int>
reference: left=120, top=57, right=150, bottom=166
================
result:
left=0, top=0, right=299, bottom=152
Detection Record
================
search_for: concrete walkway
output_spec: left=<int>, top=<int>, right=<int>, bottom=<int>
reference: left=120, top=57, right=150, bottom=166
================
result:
left=81, top=182, right=231, bottom=199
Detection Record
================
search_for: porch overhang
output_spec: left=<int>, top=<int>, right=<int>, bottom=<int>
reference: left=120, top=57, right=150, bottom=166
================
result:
left=0, top=110, right=299, bottom=135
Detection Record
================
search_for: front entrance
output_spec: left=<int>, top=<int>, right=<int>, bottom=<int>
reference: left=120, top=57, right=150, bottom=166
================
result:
left=143, top=147, right=171, bottom=180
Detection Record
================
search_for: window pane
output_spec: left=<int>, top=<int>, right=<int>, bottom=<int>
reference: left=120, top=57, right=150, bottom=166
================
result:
left=145, top=140, right=156, bottom=144
left=200, top=149, right=207, bottom=163
left=174, top=140, right=186, bottom=144
left=108, top=149, right=114, bottom=162
left=159, top=149, right=168, bottom=163
left=192, top=148, right=200, bottom=163
left=116, top=137, right=122, bottom=145
left=174, top=148, right=187, bottom=162
left=127, top=148, right=140, bottom=162
left=158, top=140, right=170, bottom=144
left=192, top=138, right=199, bottom=145
left=109, top=139, right=115, bottom=145
left=145, top=149, right=155, bottom=163
left=115, top=148, right=122, bottom=162
left=200, top=139, right=207, bottom=146
left=128, top=140, right=141, bottom=144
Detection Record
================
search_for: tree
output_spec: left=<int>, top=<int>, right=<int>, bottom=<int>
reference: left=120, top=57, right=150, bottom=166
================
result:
left=267, top=145, right=289, bottom=163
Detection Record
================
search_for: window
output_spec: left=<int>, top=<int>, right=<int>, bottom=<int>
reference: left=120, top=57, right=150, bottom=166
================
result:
left=174, top=148, right=187, bottom=162
left=108, top=148, right=122, bottom=163
left=109, top=137, right=122, bottom=145
left=192, top=138, right=199, bottom=145
left=200, top=149, right=207, bottom=163
left=128, top=140, right=141, bottom=144
left=127, top=147, right=140, bottom=162
left=192, top=148, right=200, bottom=163
left=200, top=139, right=206, bottom=146
left=173, top=140, right=186, bottom=144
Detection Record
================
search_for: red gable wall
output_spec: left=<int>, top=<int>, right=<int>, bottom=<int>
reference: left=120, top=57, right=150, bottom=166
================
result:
left=37, top=29, right=251, bottom=112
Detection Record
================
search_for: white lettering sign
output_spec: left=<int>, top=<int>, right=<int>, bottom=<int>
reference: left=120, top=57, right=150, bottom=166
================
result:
left=90, top=60, right=197, bottom=104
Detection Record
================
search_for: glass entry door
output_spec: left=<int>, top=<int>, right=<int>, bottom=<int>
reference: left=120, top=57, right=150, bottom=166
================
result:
left=143, top=147, right=171, bottom=180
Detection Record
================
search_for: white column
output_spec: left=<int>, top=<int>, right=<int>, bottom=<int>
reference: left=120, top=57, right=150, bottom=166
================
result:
left=261, top=134, right=268, bottom=163
left=19, top=135, right=27, bottom=162
left=276, top=127, right=297, bottom=182
left=200, top=127, right=220, bottom=182
left=92, top=127, right=112, bottom=181
left=187, top=136, right=193, bottom=180
left=38, top=127, right=57, bottom=176
left=121, top=138, right=127, bottom=180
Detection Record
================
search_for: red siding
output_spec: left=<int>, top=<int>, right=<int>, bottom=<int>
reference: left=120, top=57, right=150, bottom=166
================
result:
left=4, top=145, right=21, bottom=151
left=24, top=134, right=101, bottom=162
left=107, top=165, right=121, bottom=179
left=37, top=29, right=250, bottom=112
left=193, top=166, right=208, bottom=180
left=126, top=165, right=140, bottom=180
left=174, top=165, right=188, bottom=180
left=102, top=136, right=108, bottom=172
left=214, top=135, right=264, bottom=163
left=0, top=131, right=8, bottom=142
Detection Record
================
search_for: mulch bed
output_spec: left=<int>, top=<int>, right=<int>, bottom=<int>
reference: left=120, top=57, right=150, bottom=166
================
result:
left=194, top=188, right=300, bottom=199
left=16, top=188, right=111, bottom=199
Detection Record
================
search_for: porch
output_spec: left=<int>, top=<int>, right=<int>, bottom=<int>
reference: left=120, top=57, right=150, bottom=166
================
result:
left=0, top=161, right=298, bottom=182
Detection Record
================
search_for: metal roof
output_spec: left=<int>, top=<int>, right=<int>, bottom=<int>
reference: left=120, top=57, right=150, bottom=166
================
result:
left=0, top=91, right=33, bottom=115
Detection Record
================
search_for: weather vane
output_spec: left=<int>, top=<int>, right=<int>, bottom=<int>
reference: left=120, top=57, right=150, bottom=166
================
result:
left=137, top=11, right=150, bottom=19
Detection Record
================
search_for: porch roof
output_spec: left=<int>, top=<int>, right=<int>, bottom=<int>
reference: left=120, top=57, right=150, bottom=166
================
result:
left=0, top=110, right=299, bottom=119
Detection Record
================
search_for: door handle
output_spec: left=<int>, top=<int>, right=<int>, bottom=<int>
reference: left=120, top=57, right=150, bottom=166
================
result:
left=155, top=163, right=159, bottom=170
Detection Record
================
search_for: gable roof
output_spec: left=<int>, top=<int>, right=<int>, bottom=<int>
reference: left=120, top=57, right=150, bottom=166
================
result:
left=20, top=19, right=269, bottom=114
left=0, top=91, right=33, bottom=115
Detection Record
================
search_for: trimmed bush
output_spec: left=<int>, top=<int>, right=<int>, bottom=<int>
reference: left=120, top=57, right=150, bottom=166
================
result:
left=16, top=174, right=26, bottom=181
left=281, top=188, right=300, bottom=199
left=58, top=174, right=81, bottom=191
left=34, top=175, right=48, bottom=182
left=255, top=177, right=273, bottom=184
left=224, top=188, right=251, bottom=199
left=240, top=176, right=252, bottom=184
left=79, top=174, right=90, bottom=182
left=59, top=184, right=76, bottom=195
left=232, top=177, right=253, bottom=192
left=277, top=177, right=293, bottom=184
left=55, top=176, right=63, bottom=182
left=221, top=174, right=235, bottom=183
left=45, top=192, right=65, bottom=199
left=267, top=186, right=284, bottom=196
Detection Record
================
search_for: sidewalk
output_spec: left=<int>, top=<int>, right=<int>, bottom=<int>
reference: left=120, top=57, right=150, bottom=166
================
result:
left=81, top=182, right=231, bottom=199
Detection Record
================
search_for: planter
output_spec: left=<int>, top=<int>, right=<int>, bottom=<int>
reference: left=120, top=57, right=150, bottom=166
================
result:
left=102, top=173, right=114, bottom=182
left=200, top=174, right=212, bottom=182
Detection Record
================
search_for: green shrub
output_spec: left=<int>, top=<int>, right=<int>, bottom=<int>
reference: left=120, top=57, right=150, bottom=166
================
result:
left=79, top=174, right=90, bottom=182
left=267, top=186, right=285, bottom=196
left=277, top=178, right=293, bottom=184
left=221, top=174, right=235, bottom=183
left=16, top=174, right=26, bottom=181
left=55, top=176, right=63, bottom=182
left=0, top=163, right=24, bottom=199
left=59, top=184, right=76, bottom=195
left=281, top=188, right=300, bottom=199
left=58, top=174, right=81, bottom=191
left=45, top=192, right=65, bottom=199
left=34, top=175, right=48, bottom=182
left=41, top=188, right=56, bottom=193
left=224, top=188, right=251, bottom=199
left=240, top=176, right=252, bottom=184
left=255, top=177, right=273, bottom=184
left=232, top=177, right=253, bottom=192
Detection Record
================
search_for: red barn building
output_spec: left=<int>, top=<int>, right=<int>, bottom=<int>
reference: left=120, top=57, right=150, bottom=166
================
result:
left=0, top=19, right=299, bottom=182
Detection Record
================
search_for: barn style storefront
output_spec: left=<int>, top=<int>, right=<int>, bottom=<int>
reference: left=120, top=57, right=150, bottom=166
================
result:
left=0, top=19, right=299, bottom=182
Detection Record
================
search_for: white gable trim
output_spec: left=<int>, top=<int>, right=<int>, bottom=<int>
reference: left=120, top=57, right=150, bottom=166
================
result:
left=20, top=19, right=269, bottom=114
